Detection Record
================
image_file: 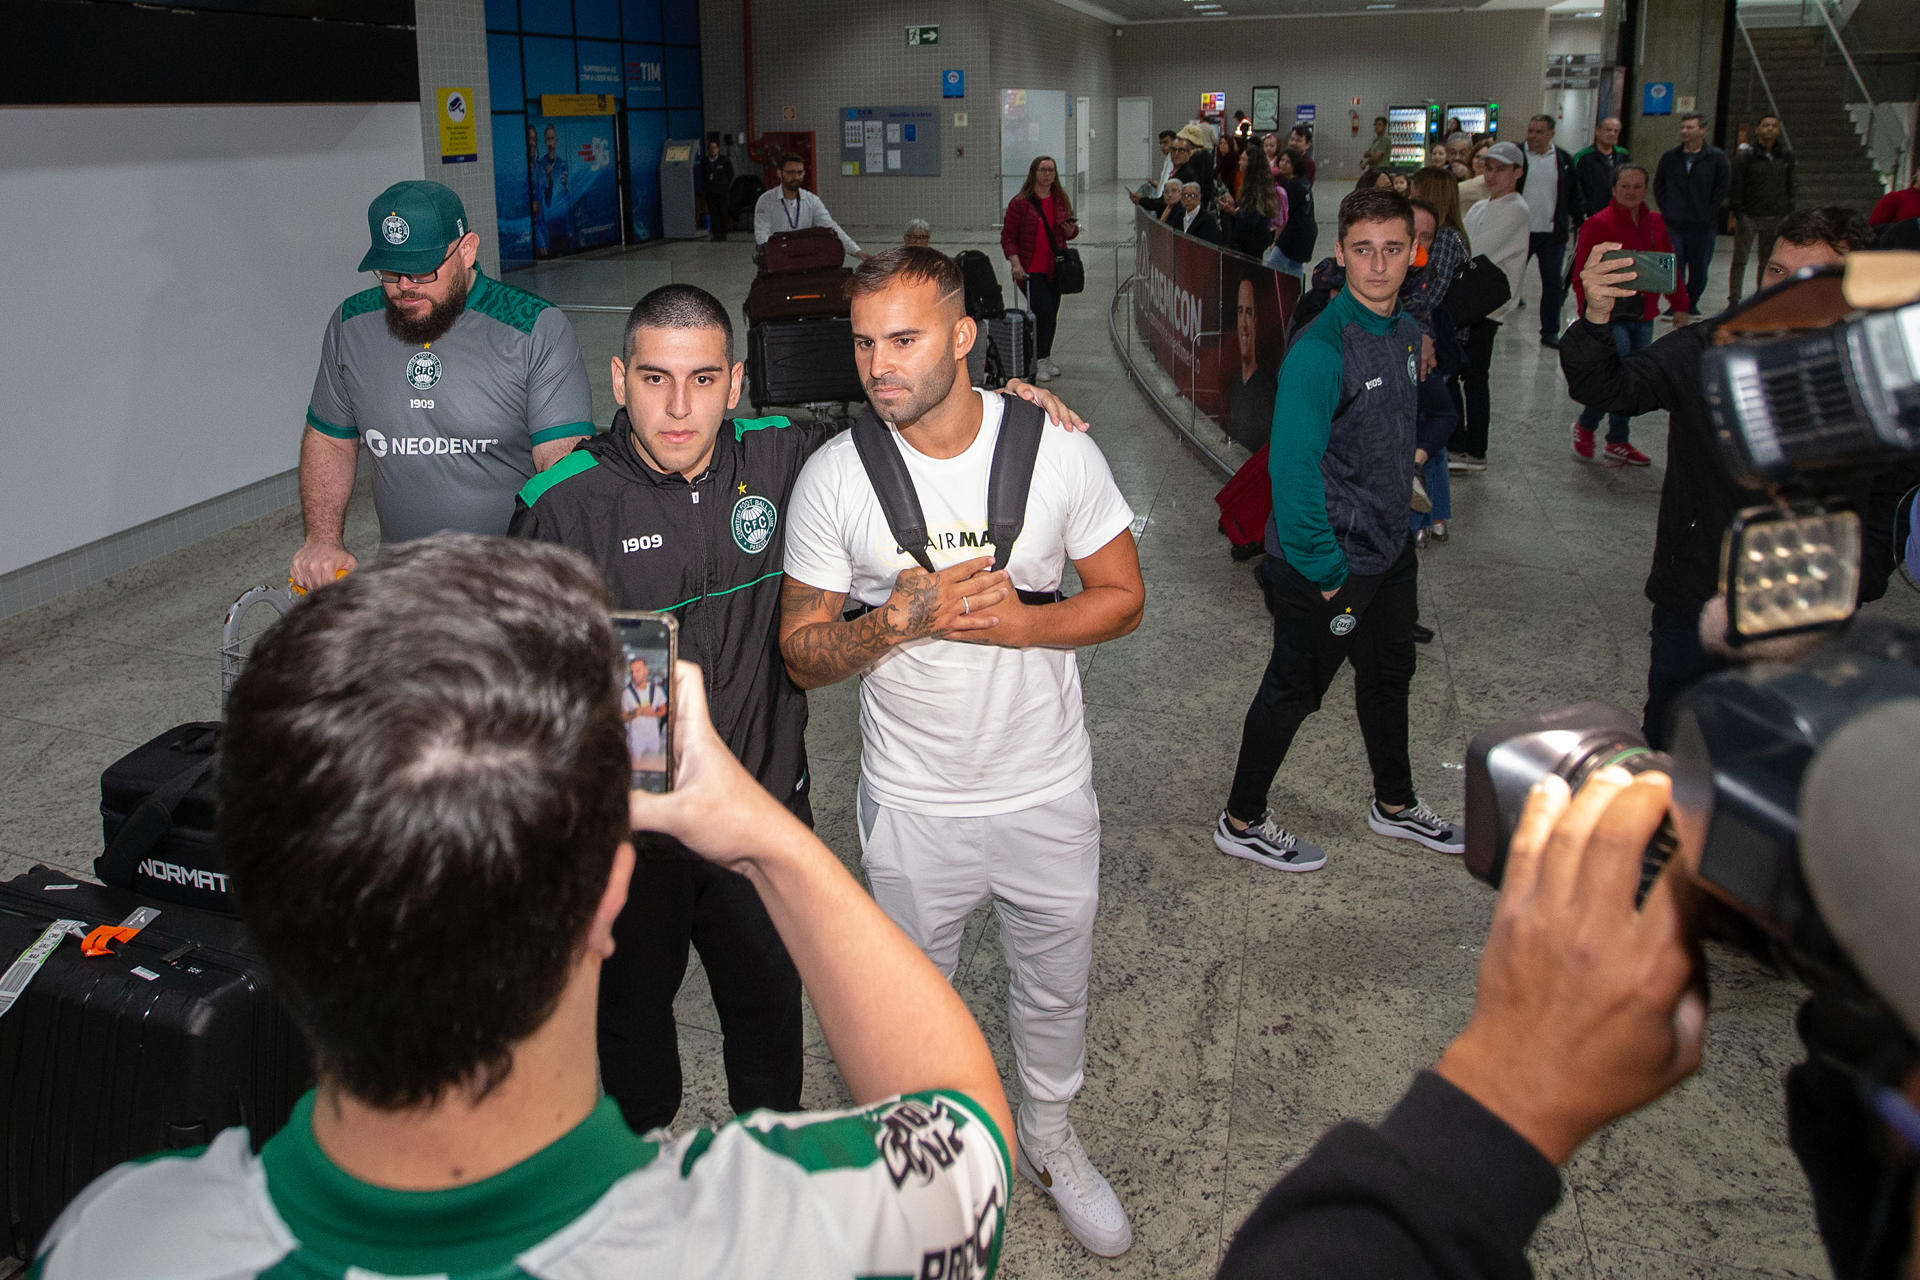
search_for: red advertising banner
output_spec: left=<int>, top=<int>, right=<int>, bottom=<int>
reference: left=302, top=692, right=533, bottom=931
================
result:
left=1132, top=208, right=1299, bottom=450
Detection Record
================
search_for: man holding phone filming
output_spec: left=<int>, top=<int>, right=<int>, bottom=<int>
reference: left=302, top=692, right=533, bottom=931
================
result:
left=1564, top=164, right=1685, bottom=466
left=509, top=284, right=1089, bottom=1135
left=1559, top=206, right=1904, bottom=749
left=33, top=533, right=1014, bottom=1278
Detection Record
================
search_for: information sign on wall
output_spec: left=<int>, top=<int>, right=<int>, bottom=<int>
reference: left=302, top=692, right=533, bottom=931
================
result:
left=540, top=93, right=618, bottom=116
left=839, top=105, right=942, bottom=176
left=1250, top=86, right=1279, bottom=132
left=1296, top=104, right=1316, bottom=124
left=943, top=69, right=965, bottom=98
left=1643, top=82, right=1673, bottom=116
left=438, top=87, right=477, bottom=164
left=906, top=24, right=939, bottom=45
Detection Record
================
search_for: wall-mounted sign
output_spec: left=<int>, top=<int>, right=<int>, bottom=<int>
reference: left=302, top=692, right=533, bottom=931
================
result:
left=1642, top=81, right=1673, bottom=116
left=907, top=24, right=939, bottom=45
left=437, top=87, right=476, bottom=164
left=540, top=93, right=616, bottom=117
left=1250, top=86, right=1279, bottom=132
left=1296, top=104, right=1316, bottom=124
left=943, top=69, right=964, bottom=98
left=781, top=104, right=797, bottom=121
left=1200, top=91, right=1225, bottom=117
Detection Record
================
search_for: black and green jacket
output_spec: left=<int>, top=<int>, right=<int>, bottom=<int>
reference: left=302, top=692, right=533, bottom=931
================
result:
left=509, top=410, right=830, bottom=813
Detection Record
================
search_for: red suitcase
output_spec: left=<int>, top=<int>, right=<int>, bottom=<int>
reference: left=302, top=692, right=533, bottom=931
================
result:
left=764, top=226, right=846, bottom=274
left=745, top=266, right=853, bottom=323
left=1216, top=444, right=1271, bottom=553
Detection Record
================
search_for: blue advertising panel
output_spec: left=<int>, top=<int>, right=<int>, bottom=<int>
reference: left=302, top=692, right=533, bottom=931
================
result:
left=494, top=115, right=534, bottom=265
left=575, top=0, right=619, bottom=39
left=518, top=0, right=571, bottom=35
left=484, top=0, right=518, bottom=33
left=662, top=0, right=696, bottom=37
left=943, top=69, right=964, bottom=99
left=521, top=36, right=577, bottom=97
left=664, top=45, right=700, bottom=109
left=624, top=43, right=665, bottom=107
left=627, top=110, right=668, bottom=241
left=528, top=114, right=621, bottom=254
left=619, top=0, right=661, bottom=41
left=487, top=34, right=522, bottom=110
left=578, top=40, right=622, bottom=93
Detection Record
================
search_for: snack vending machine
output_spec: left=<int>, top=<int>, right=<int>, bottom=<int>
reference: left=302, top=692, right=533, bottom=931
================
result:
left=1443, top=103, right=1500, bottom=139
left=1386, top=104, right=1442, bottom=169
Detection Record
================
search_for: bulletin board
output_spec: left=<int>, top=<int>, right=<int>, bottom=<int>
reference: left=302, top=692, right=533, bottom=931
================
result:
left=838, top=105, right=942, bottom=177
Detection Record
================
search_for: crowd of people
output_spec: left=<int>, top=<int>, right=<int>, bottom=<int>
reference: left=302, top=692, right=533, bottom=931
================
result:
left=27, top=90, right=1920, bottom=1277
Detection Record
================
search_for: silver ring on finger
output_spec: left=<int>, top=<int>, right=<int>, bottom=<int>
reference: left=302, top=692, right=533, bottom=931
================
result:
left=962, top=596, right=971, bottom=615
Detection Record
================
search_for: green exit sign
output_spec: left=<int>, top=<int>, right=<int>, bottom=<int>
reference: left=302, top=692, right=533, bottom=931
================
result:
left=906, top=24, right=939, bottom=45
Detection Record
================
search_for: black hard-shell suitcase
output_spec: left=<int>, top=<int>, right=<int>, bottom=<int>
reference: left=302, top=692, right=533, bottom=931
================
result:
left=744, top=266, right=853, bottom=323
left=955, top=250, right=1006, bottom=320
left=967, top=308, right=1037, bottom=388
left=0, top=865, right=309, bottom=1258
left=747, top=317, right=865, bottom=408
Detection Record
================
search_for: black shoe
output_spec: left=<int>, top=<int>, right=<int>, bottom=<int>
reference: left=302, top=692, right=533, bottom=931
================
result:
left=1411, top=622, right=1435, bottom=644
left=1540, top=335, right=1560, bottom=349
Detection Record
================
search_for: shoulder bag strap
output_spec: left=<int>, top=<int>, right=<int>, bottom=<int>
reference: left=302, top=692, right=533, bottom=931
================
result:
left=95, top=726, right=220, bottom=886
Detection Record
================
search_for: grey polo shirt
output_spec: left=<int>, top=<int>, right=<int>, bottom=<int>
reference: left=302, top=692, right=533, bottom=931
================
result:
left=306, top=270, right=593, bottom=542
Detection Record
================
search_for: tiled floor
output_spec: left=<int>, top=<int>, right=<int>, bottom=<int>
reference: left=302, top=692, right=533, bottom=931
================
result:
left=3, top=184, right=1911, bottom=1277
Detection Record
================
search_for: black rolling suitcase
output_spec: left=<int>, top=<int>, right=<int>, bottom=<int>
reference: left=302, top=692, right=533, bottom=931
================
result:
left=0, top=865, right=309, bottom=1258
left=967, top=309, right=1037, bottom=388
left=747, top=317, right=865, bottom=408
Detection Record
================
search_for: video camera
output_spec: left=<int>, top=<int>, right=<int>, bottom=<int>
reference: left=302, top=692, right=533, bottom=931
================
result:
left=1464, top=253, right=1920, bottom=1086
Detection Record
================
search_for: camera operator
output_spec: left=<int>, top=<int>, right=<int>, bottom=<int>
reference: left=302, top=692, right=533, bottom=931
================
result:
left=33, top=534, right=1013, bottom=1278
left=1219, top=766, right=1706, bottom=1278
left=1558, top=206, right=1917, bottom=747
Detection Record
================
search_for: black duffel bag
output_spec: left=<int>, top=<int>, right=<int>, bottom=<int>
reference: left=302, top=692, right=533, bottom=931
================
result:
left=97, top=721, right=233, bottom=913
left=1443, top=253, right=1512, bottom=327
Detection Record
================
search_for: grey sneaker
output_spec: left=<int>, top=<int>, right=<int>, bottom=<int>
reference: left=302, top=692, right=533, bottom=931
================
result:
left=1213, top=809, right=1327, bottom=872
left=1368, top=799, right=1465, bottom=854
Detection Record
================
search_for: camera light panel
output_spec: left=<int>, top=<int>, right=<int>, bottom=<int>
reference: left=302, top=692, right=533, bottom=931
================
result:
left=1730, top=509, right=1860, bottom=639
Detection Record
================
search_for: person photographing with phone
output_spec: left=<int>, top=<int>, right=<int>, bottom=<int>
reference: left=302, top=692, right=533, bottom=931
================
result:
left=1001, top=155, right=1081, bottom=383
left=1564, top=164, right=1684, bottom=466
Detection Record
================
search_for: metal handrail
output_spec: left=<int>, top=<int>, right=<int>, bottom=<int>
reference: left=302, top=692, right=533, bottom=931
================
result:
left=1734, top=16, right=1795, bottom=153
left=1107, top=275, right=1234, bottom=479
left=1807, top=0, right=1910, bottom=183
left=1807, top=0, right=1874, bottom=116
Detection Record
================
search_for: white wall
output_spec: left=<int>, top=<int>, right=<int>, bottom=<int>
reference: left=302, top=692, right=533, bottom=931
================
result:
left=0, top=104, right=422, bottom=577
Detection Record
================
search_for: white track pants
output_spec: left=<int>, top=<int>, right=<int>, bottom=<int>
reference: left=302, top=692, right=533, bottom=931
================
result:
left=857, top=779, right=1102, bottom=1146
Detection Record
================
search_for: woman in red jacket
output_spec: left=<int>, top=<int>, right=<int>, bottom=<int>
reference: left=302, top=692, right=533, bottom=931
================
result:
left=1001, top=155, right=1080, bottom=383
left=1567, top=163, right=1688, bottom=465
left=1869, top=169, right=1920, bottom=226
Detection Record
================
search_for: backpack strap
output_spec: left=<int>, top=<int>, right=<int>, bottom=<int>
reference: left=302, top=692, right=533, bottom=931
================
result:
left=849, top=409, right=936, bottom=573
left=986, top=395, right=1047, bottom=573
left=95, top=724, right=220, bottom=889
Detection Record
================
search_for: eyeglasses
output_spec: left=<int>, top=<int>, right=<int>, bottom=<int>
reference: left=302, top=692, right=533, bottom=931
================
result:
left=372, top=243, right=459, bottom=286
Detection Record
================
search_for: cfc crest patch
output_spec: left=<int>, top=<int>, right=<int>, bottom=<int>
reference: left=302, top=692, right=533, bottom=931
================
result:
left=1407, top=350, right=1419, bottom=383
left=731, top=494, right=778, bottom=554
left=1329, top=611, right=1357, bottom=637
left=382, top=214, right=411, bottom=245
left=406, top=351, right=443, bottom=391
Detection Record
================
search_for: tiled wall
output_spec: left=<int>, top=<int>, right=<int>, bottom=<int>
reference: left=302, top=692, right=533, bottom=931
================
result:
left=748, top=0, right=999, bottom=233
left=418, top=0, right=503, bottom=277
left=700, top=0, right=748, bottom=140
left=990, top=0, right=1120, bottom=192
left=1112, top=9, right=1551, bottom=189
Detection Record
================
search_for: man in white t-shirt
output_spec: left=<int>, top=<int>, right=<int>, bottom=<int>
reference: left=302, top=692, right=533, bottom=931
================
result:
left=620, top=656, right=668, bottom=770
left=778, top=247, right=1145, bottom=1259
left=753, top=152, right=867, bottom=260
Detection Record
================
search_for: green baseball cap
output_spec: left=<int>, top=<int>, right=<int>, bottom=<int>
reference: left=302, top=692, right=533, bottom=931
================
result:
left=358, top=181, right=470, bottom=274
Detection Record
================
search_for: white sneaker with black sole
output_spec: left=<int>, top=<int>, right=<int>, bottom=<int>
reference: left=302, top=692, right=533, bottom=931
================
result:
left=1018, top=1125, right=1132, bottom=1257
left=1367, top=799, right=1465, bottom=854
left=1212, top=810, right=1327, bottom=872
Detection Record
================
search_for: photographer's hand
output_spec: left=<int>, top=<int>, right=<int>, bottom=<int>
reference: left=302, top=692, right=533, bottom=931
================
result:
left=1437, top=768, right=1708, bottom=1165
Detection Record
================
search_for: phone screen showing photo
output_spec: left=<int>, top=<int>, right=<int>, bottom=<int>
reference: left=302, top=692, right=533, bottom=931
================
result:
left=612, top=612, right=676, bottom=793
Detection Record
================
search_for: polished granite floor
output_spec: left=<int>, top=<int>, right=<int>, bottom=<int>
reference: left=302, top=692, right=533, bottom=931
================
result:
left=4, top=184, right=1913, bottom=1278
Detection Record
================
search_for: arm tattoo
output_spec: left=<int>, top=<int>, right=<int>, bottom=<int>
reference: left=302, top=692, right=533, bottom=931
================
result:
left=779, top=578, right=897, bottom=688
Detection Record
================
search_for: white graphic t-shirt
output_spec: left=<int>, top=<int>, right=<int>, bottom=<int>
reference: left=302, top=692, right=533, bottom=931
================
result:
left=784, top=390, right=1135, bottom=816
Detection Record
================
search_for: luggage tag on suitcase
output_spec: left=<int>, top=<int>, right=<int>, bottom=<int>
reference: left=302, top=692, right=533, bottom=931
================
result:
left=0, top=919, right=88, bottom=1021
left=81, top=907, right=162, bottom=958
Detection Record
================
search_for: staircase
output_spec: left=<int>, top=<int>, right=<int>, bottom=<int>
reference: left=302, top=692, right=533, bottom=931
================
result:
left=1727, top=25, right=1889, bottom=215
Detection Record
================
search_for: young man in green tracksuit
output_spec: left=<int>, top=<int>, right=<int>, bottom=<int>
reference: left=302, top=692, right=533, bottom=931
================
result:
left=1213, top=187, right=1465, bottom=871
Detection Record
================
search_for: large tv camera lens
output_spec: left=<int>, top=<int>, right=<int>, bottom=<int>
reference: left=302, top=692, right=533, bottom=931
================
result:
left=1463, top=703, right=1679, bottom=897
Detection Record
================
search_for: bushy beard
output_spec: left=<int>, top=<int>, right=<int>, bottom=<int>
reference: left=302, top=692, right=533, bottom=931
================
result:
left=385, top=270, right=471, bottom=345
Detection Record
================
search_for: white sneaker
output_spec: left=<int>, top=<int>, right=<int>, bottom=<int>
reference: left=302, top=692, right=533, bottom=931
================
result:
left=1018, top=1125, right=1132, bottom=1257
left=1042, top=358, right=1062, bottom=378
left=1034, top=362, right=1056, bottom=383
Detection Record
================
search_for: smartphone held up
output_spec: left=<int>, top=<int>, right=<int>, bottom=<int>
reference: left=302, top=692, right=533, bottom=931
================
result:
left=612, top=612, right=676, bottom=793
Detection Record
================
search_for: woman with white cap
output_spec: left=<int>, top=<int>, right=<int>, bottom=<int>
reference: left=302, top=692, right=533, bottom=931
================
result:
left=1450, top=140, right=1532, bottom=473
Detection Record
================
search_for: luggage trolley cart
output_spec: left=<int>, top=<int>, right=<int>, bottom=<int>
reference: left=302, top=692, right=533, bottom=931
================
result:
left=218, top=583, right=300, bottom=713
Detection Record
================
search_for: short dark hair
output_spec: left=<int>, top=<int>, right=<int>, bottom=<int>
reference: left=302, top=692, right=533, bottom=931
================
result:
left=1681, top=112, right=1707, bottom=127
left=847, top=245, right=965, bottom=306
left=1159, top=129, right=1176, bottom=142
left=1338, top=187, right=1416, bottom=242
left=778, top=151, right=805, bottom=169
left=1374, top=116, right=1387, bottom=126
left=1758, top=113, right=1781, bottom=125
left=1530, top=113, right=1556, bottom=130
left=1290, top=123, right=1314, bottom=142
left=1613, top=163, right=1650, bottom=187
left=622, top=283, right=734, bottom=364
left=219, top=533, right=628, bottom=1109
left=1775, top=205, right=1875, bottom=255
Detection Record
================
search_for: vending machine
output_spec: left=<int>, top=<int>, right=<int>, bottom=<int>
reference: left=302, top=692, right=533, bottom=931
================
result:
left=1443, top=103, right=1500, bottom=139
left=1385, top=104, right=1442, bottom=169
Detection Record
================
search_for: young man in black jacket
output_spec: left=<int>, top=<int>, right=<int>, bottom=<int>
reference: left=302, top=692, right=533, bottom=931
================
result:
left=511, top=283, right=1084, bottom=1131
left=1557, top=206, right=1900, bottom=748
left=1653, top=113, right=1732, bottom=317
left=1727, top=114, right=1796, bottom=304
